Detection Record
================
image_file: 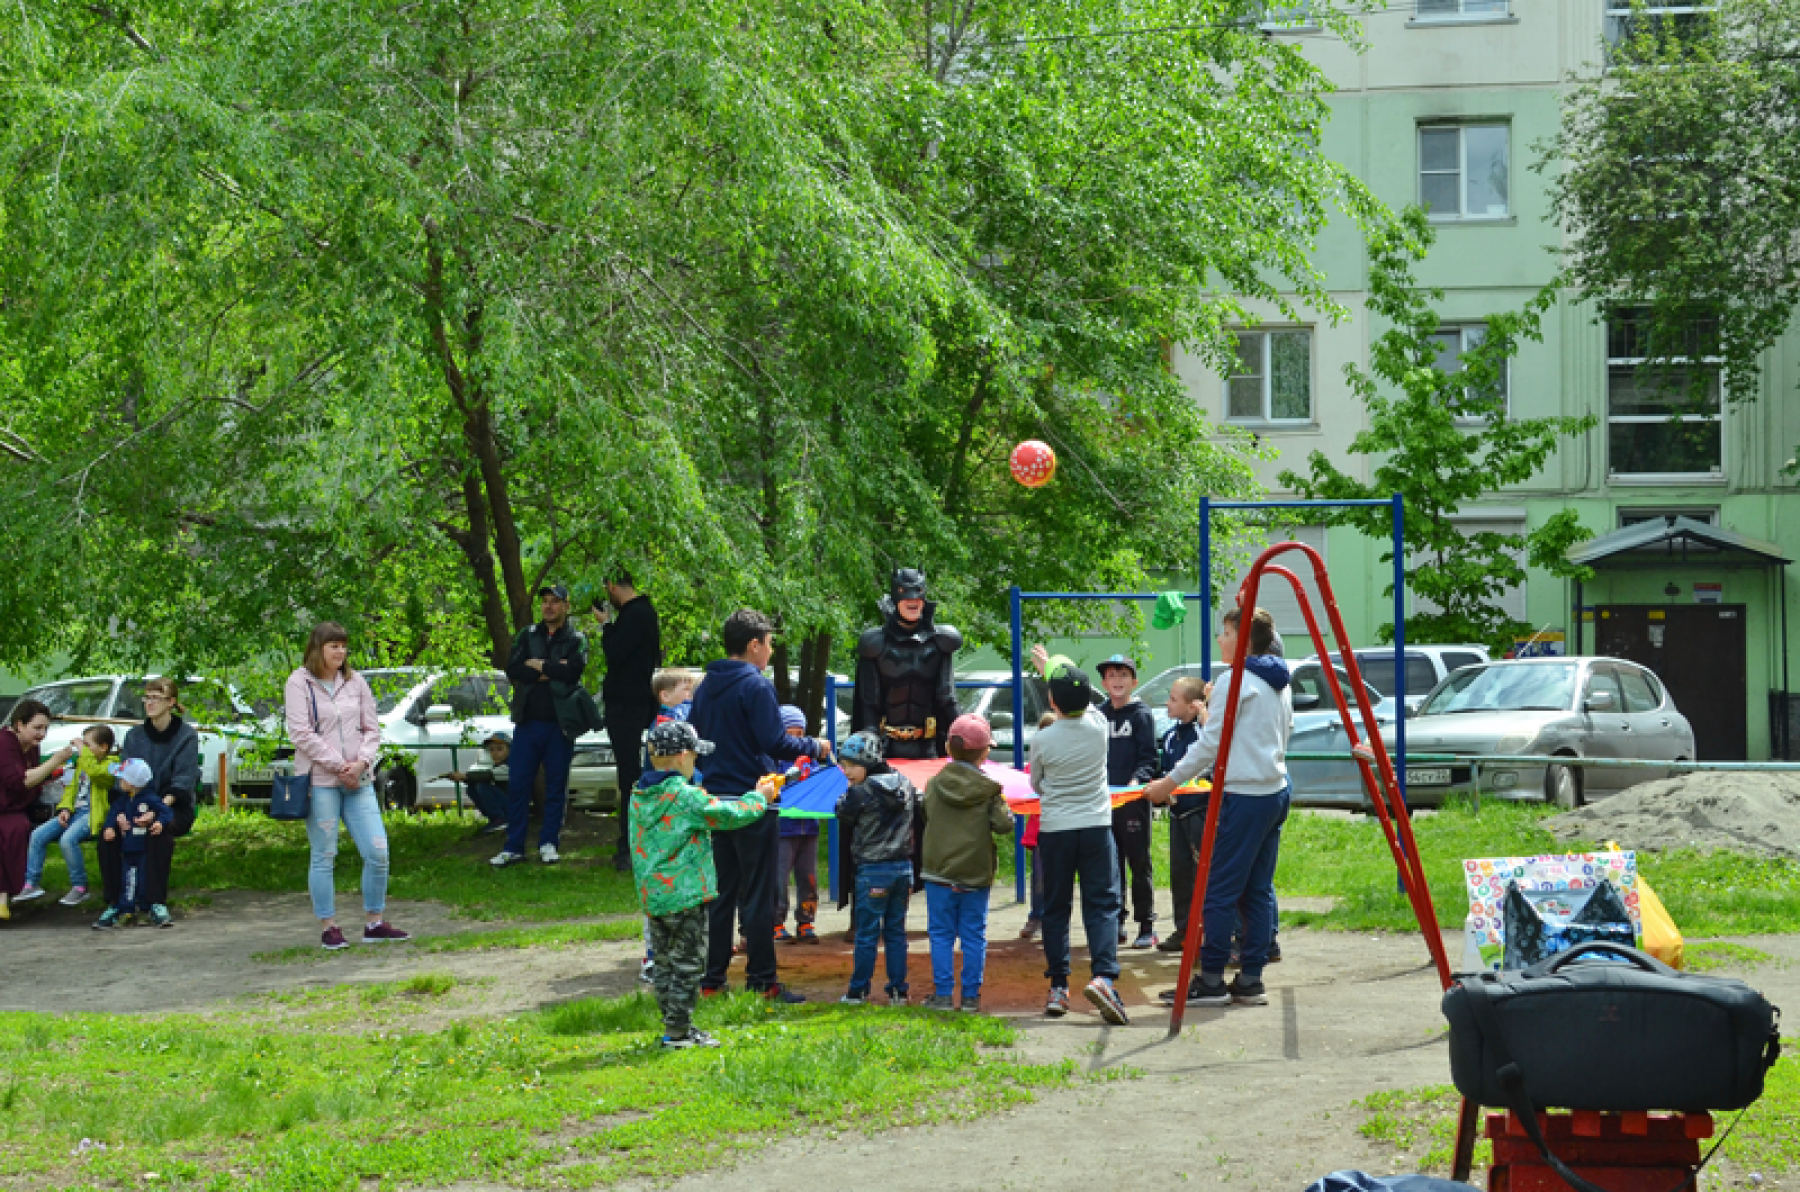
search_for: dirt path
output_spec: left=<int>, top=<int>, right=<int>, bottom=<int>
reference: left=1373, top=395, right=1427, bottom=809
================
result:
left=5, top=887, right=1796, bottom=1190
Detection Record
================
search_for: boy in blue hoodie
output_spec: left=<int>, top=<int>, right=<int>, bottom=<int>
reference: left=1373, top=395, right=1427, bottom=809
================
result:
left=688, top=608, right=830, bottom=1002
left=1144, top=607, right=1293, bottom=1008
left=94, top=759, right=169, bottom=928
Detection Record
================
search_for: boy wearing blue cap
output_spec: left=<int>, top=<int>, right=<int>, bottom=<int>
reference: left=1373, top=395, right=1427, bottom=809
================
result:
left=94, top=759, right=170, bottom=929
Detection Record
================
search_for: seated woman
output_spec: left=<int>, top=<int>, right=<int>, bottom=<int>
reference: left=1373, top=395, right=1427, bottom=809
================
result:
left=1, top=699, right=77, bottom=921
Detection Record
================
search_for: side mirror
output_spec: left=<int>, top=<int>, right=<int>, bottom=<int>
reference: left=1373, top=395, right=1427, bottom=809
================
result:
left=1291, top=693, right=1321, bottom=711
left=424, top=703, right=456, bottom=724
left=990, top=712, right=1014, bottom=730
left=1585, top=691, right=1616, bottom=712
left=1405, top=705, right=1420, bottom=719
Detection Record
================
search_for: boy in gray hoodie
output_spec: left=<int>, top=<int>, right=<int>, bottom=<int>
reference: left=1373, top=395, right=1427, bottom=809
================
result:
left=918, top=714, right=1015, bottom=1012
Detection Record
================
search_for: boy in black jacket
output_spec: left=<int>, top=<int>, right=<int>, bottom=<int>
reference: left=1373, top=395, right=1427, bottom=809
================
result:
left=1097, top=656, right=1158, bottom=949
left=834, top=732, right=921, bottom=1006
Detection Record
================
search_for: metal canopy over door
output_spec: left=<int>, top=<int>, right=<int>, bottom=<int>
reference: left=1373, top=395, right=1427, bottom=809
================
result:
left=1595, top=604, right=1748, bottom=760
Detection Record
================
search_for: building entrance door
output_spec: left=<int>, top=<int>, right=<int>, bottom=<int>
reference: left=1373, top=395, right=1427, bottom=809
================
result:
left=1594, top=604, right=1747, bottom=761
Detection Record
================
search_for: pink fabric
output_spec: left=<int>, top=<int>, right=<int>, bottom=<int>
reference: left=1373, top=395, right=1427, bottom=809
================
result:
left=284, top=668, right=381, bottom=783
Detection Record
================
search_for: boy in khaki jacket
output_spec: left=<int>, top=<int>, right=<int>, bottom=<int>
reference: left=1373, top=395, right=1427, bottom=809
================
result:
left=918, top=714, right=1015, bottom=1013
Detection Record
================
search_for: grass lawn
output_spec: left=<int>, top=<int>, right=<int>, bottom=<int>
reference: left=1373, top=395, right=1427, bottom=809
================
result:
left=0, top=984, right=1079, bottom=1191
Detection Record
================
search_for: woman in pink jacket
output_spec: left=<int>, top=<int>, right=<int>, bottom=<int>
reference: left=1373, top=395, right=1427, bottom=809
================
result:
left=286, top=622, right=410, bottom=950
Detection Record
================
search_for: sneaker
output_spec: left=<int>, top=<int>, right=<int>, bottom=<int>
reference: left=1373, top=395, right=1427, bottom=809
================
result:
left=1156, top=934, right=1186, bottom=953
left=796, top=925, right=820, bottom=944
left=1268, top=939, right=1283, bottom=964
left=759, top=984, right=806, bottom=1004
left=92, top=907, right=122, bottom=931
left=885, top=988, right=909, bottom=1007
left=490, top=850, right=526, bottom=868
left=58, top=886, right=90, bottom=907
left=773, top=925, right=793, bottom=944
left=1227, top=974, right=1268, bottom=1006
left=1044, top=987, right=1070, bottom=1018
left=362, top=921, right=411, bottom=943
left=959, top=996, right=982, bottom=1015
left=919, top=993, right=956, bottom=1010
left=539, top=843, right=560, bottom=864
left=472, top=820, right=508, bottom=838
left=700, top=984, right=730, bottom=998
left=1084, top=977, right=1130, bottom=1026
left=321, top=926, right=350, bottom=951
left=1158, top=975, right=1231, bottom=1007
left=640, top=956, right=655, bottom=984
left=839, top=990, right=868, bottom=1006
left=661, top=1028, right=721, bottom=1049
left=149, top=904, right=173, bottom=929
left=1132, top=929, right=1158, bottom=950
left=1019, top=917, right=1042, bottom=941
left=14, top=883, right=45, bottom=903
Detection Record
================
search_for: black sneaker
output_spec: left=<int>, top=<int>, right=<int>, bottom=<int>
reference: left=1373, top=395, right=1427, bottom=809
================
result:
left=758, top=983, right=806, bottom=1004
left=1227, top=974, right=1267, bottom=1006
left=1158, top=975, right=1231, bottom=1007
left=1267, top=938, right=1283, bottom=964
left=1155, top=934, right=1186, bottom=953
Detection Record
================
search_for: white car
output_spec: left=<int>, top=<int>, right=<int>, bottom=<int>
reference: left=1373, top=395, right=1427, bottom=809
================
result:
left=1302, top=646, right=1492, bottom=712
left=231, top=668, right=617, bottom=811
left=13, top=674, right=260, bottom=803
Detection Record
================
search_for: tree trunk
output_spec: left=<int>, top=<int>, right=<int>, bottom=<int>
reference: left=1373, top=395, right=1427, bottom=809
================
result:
left=770, top=641, right=793, bottom=704
left=797, top=631, right=834, bottom=737
left=454, top=471, right=513, bottom=667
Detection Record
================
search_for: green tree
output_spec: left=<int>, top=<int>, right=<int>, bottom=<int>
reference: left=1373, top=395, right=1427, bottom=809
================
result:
left=1280, top=211, right=1597, bottom=654
left=1548, top=0, right=1800, bottom=472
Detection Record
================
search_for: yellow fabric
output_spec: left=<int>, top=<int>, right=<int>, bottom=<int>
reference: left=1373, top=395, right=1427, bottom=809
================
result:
left=1607, top=839, right=1684, bottom=969
left=56, top=751, right=118, bottom=833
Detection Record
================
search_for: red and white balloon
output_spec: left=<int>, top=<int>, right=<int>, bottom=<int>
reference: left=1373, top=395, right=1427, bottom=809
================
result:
left=1010, top=440, right=1057, bottom=488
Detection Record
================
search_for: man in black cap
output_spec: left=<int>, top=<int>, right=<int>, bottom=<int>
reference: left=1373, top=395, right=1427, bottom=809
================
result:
left=852, top=568, right=962, bottom=761
left=595, top=571, right=661, bottom=872
left=495, top=584, right=591, bottom=868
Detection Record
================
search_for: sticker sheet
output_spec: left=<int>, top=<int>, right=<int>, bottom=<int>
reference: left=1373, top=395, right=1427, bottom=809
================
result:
left=1461, top=851, right=1642, bottom=972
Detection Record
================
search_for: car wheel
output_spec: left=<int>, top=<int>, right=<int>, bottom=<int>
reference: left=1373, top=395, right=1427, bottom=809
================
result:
left=381, top=768, right=419, bottom=813
left=1546, top=762, right=1582, bottom=810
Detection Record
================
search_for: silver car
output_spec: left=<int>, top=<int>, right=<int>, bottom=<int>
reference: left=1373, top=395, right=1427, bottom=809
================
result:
left=1387, top=657, right=1695, bottom=808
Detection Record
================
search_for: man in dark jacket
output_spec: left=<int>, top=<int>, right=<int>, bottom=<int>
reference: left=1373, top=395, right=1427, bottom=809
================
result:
left=496, top=584, right=592, bottom=868
left=689, top=608, right=829, bottom=1001
left=1098, top=655, right=1158, bottom=949
left=597, top=572, right=660, bottom=872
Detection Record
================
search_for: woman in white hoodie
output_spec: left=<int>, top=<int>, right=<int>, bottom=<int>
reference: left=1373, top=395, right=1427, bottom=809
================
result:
left=1144, top=606, right=1293, bottom=1008
left=285, top=622, right=410, bottom=951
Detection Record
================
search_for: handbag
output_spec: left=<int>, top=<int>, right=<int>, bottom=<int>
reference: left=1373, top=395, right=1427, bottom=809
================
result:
left=269, top=683, right=320, bottom=821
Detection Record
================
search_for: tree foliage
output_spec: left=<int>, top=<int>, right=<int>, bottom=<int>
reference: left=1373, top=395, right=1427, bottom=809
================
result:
left=1548, top=0, right=1800, bottom=469
left=0, top=0, right=1388, bottom=719
left=1281, top=211, right=1596, bottom=654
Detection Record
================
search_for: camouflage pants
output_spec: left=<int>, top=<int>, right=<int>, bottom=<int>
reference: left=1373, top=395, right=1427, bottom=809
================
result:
left=648, top=905, right=708, bottom=1036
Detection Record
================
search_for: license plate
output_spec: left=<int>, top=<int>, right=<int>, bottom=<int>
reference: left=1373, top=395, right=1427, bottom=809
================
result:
left=238, top=769, right=275, bottom=783
left=1407, top=768, right=1452, bottom=786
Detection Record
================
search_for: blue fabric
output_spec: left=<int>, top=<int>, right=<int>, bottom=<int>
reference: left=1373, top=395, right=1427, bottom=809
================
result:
left=504, top=718, right=572, bottom=854
left=1242, top=653, right=1292, bottom=692
left=1305, top=1173, right=1479, bottom=1192
left=687, top=660, right=818, bottom=797
left=1037, top=825, right=1121, bottom=984
left=1199, top=786, right=1290, bottom=979
left=777, top=766, right=845, bottom=822
left=464, top=780, right=507, bottom=824
left=26, top=813, right=91, bottom=888
left=305, top=782, right=389, bottom=920
left=848, top=859, right=911, bottom=997
left=1160, top=718, right=1205, bottom=813
left=926, top=881, right=990, bottom=998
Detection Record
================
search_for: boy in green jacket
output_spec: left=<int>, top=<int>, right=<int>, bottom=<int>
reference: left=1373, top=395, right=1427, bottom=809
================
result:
left=630, top=720, right=779, bottom=1049
left=918, top=714, right=1016, bottom=1013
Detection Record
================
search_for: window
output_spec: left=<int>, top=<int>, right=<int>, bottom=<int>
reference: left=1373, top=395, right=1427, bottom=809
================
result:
left=1346, top=653, right=1440, bottom=700
left=1618, top=507, right=1718, bottom=528
left=1441, top=651, right=1487, bottom=676
left=1226, top=329, right=1312, bottom=423
left=1258, top=2, right=1319, bottom=30
left=425, top=675, right=510, bottom=719
left=1618, top=666, right=1662, bottom=713
left=1605, top=2, right=1717, bottom=52
left=1584, top=665, right=1625, bottom=710
left=1291, top=664, right=1373, bottom=711
left=1606, top=308, right=1723, bottom=478
left=1428, top=324, right=1508, bottom=420
left=20, top=681, right=115, bottom=719
left=1419, top=124, right=1510, bottom=219
left=1416, top=0, right=1509, bottom=18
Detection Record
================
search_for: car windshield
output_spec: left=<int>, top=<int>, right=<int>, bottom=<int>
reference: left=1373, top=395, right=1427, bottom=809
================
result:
left=1138, top=665, right=1215, bottom=708
left=1420, top=664, right=1579, bottom=716
left=956, top=687, right=993, bottom=714
left=20, top=680, right=115, bottom=718
left=362, top=670, right=424, bottom=715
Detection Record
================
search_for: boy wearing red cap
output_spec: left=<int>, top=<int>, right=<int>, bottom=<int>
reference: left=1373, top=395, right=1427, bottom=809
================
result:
left=918, top=714, right=1015, bottom=1012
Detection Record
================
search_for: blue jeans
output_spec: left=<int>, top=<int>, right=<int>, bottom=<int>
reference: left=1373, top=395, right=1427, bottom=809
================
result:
left=1199, top=788, right=1291, bottom=981
left=464, top=780, right=507, bottom=824
left=1038, top=825, right=1122, bottom=986
left=306, top=783, right=389, bottom=921
left=27, top=814, right=91, bottom=888
left=505, top=719, right=572, bottom=854
left=925, top=882, right=991, bottom=998
left=849, top=860, right=911, bottom=997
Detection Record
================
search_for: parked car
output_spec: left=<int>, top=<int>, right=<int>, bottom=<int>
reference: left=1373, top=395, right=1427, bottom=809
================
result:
left=1302, top=646, right=1491, bottom=712
left=1139, top=660, right=1400, bottom=808
left=230, top=668, right=617, bottom=811
left=955, top=671, right=1053, bottom=761
left=15, top=674, right=257, bottom=802
left=1380, top=656, right=1695, bottom=809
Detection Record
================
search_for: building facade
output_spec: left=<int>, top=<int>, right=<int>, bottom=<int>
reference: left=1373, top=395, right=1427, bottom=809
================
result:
left=1173, top=0, right=1799, bottom=759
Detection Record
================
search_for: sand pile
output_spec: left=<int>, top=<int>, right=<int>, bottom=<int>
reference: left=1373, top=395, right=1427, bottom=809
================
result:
left=1546, top=770, right=1800, bottom=857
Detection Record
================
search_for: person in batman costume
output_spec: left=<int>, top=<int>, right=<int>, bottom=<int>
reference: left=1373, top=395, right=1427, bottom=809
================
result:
left=838, top=569, right=961, bottom=924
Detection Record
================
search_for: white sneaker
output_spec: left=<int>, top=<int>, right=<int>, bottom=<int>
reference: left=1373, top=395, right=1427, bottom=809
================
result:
left=14, top=883, right=45, bottom=903
left=539, top=843, right=560, bottom=864
left=59, top=887, right=90, bottom=907
left=490, top=851, right=526, bottom=868
left=640, top=956, right=655, bottom=983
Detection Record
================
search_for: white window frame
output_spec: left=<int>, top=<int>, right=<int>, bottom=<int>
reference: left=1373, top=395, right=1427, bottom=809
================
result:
left=1412, top=0, right=1512, bottom=23
left=1617, top=507, right=1719, bottom=528
left=1418, top=122, right=1511, bottom=221
left=1605, top=308, right=1725, bottom=482
left=1428, top=323, right=1510, bottom=423
left=1224, top=329, right=1313, bottom=426
left=1255, top=2, right=1320, bottom=32
left=1604, top=2, right=1718, bottom=49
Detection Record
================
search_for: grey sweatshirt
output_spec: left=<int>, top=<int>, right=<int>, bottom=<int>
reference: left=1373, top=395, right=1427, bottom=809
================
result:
left=1028, top=707, right=1112, bottom=833
left=1165, top=658, right=1294, bottom=796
